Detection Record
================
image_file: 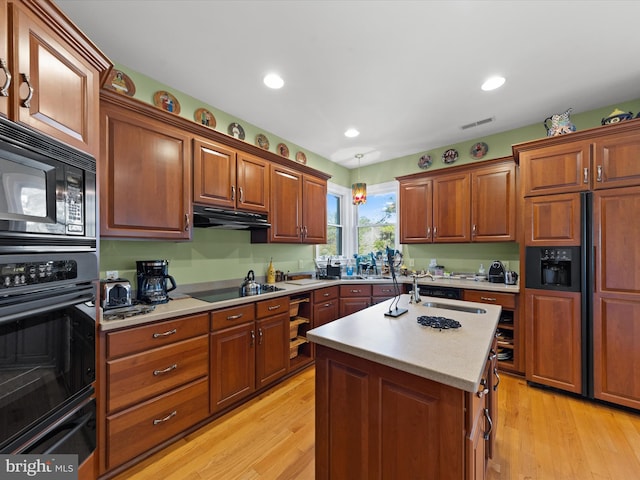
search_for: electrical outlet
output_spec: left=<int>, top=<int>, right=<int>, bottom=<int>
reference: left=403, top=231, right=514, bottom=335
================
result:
left=503, top=261, right=509, bottom=270
left=106, top=270, right=118, bottom=280
left=298, top=259, right=304, bottom=269
left=409, top=259, right=415, bottom=267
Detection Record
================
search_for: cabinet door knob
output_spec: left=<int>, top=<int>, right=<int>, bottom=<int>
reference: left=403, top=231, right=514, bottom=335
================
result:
left=20, top=73, right=33, bottom=108
left=0, top=59, right=11, bottom=97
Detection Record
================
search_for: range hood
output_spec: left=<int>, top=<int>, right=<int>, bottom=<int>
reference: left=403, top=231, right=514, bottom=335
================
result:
left=193, top=205, right=270, bottom=230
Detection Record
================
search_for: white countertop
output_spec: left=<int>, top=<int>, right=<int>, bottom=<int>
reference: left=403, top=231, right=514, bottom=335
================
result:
left=307, top=294, right=501, bottom=393
left=99, top=276, right=516, bottom=332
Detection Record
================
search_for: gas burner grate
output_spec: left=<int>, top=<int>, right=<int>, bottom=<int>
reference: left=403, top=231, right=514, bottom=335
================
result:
left=417, top=316, right=462, bottom=330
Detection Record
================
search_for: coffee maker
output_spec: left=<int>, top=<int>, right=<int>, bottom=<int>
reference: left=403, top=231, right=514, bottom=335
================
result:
left=136, top=260, right=177, bottom=304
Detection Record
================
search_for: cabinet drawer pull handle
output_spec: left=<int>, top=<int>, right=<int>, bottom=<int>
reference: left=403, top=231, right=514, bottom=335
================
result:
left=350, top=289, right=361, bottom=293
left=493, top=367, right=500, bottom=391
left=472, top=224, right=477, bottom=236
left=480, top=296, right=496, bottom=302
left=323, top=292, right=330, bottom=297
left=596, top=165, right=603, bottom=182
left=381, top=288, right=393, bottom=293
left=250, top=330, right=255, bottom=346
left=153, top=410, right=177, bottom=425
left=184, top=213, right=190, bottom=231
left=483, top=407, right=493, bottom=440
left=231, top=185, right=236, bottom=201
left=323, top=303, right=331, bottom=307
left=426, top=227, right=431, bottom=239
left=583, top=167, right=589, bottom=184
left=433, top=226, right=437, bottom=238
left=239, top=187, right=244, bottom=203
left=152, top=328, right=177, bottom=338
left=0, top=59, right=11, bottom=96
left=267, top=304, right=281, bottom=311
left=153, top=363, right=177, bottom=376
left=226, top=313, right=244, bottom=320
left=258, top=328, right=263, bottom=345
left=20, top=73, right=33, bottom=108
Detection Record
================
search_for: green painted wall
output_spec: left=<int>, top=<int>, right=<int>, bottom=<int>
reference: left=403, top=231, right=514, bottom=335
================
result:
left=101, top=63, right=640, bottom=283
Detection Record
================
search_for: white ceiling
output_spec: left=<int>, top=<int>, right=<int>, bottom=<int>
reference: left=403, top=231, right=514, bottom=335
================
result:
left=57, top=0, right=640, bottom=169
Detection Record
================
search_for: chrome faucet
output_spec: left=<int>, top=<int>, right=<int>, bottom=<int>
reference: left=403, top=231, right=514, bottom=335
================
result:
left=409, top=272, right=435, bottom=304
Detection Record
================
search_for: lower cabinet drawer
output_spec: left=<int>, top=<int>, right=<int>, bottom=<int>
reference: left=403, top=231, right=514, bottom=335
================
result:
left=106, top=377, right=209, bottom=470
left=107, top=335, right=209, bottom=412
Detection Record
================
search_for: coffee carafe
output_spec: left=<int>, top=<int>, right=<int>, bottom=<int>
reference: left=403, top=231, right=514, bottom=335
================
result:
left=136, top=260, right=177, bottom=304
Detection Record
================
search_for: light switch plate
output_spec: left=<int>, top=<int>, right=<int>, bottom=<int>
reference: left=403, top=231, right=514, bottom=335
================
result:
left=106, top=270, right=118, bottom=280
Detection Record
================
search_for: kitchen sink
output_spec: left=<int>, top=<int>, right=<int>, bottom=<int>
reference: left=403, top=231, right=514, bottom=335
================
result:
left=422, top=302, right=487, bottom=314
left=341, top=275, right=392, bottom=280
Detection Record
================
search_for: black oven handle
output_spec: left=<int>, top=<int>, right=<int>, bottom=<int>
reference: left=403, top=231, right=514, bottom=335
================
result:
left=24, top=412, right=93, bottom=455
left=0, top=286, right=95, bottom=325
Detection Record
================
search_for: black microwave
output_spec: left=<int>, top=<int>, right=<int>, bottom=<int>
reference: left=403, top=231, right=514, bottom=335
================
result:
left=0, top=116, right=96, bottom=252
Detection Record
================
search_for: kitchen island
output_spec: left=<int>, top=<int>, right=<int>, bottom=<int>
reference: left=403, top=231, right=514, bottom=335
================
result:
left=307, top=294, right=501, bottom=480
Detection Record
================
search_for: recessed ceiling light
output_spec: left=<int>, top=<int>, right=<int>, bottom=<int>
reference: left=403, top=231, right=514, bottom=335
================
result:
left=263, top=73, right=284, bottom=89
left=344, top=128, right=360, bottom=138
left=481, top=76, right=506, bottom=91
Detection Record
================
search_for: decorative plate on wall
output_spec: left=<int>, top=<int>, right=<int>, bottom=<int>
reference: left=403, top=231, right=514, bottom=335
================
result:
left=104, top=69, right=136, bottom=96
left=470, top=142, right=489, bottom=159
left=153, top=90, right=180, bottom=115
left=277, top=143, right=290, bottom=158
left=194, top=108, right=216, bottom=128
left=442, top=148, right=459, bottom=164
left=255, top=133, right=270, bottom=150
left=418, top=154, right=432, bottom=169
left=153, top=91, right=180, bottom=114
left=295, top=151, right=307, bottom=164
left=228, top=122, right=245, bottom=140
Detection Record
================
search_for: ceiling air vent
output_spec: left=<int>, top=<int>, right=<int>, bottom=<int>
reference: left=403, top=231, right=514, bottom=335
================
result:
left=461, top=117, right=494, bottom=130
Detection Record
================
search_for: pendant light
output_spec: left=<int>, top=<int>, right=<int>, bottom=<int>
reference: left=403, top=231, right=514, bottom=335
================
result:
left=352, top=153, right=366, bottom=205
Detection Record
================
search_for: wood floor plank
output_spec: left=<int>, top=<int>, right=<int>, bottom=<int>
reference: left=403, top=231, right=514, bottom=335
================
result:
left=112, top=367, right=640, bottom=480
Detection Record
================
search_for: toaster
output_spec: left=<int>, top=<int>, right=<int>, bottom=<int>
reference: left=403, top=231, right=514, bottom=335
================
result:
left=100, top=279, right=133, bottom=310
left=488, top=261, right=505, bottom=283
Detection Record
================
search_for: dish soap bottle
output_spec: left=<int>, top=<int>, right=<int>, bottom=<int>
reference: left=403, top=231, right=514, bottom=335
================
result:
left=478, top=263, right=485, bottom=275
left=267, top=258, right=276, bottom=284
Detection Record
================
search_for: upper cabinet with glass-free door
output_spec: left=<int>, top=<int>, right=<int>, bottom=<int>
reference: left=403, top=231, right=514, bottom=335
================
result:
left=2, top=1, right=111, bottom=156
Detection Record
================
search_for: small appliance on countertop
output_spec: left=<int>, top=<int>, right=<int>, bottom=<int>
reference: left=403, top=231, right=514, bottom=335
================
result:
left=100, top=278, right=132, bottom=310
left=136, top=260, right=177, bottom=304
left=488, top=260, right=506, bottom=283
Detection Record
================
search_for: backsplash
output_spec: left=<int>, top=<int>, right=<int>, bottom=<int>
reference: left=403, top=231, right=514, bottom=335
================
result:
left=402, top=243, right=520, bottom=275
left=99, top=228, right=316, bottom=285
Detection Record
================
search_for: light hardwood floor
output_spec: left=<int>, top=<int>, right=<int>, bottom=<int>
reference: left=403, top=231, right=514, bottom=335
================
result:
left=113, top=367, right=640, bottom=480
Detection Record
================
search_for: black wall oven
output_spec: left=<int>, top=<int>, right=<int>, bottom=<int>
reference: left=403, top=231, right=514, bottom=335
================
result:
left=0, top=117, right=98, bottom=464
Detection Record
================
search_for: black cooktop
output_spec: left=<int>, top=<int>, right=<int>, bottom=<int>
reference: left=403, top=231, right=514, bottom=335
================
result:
left=190, top=284, right=284, bottom=303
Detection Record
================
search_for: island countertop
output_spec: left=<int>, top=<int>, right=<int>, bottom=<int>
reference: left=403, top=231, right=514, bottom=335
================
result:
left=307, top=294, right=501, bottom=392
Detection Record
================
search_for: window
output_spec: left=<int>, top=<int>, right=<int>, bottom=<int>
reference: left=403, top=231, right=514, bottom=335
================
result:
left=317, top=192, right=343, bottom=256
left=356, top=182, right=397, bottom=254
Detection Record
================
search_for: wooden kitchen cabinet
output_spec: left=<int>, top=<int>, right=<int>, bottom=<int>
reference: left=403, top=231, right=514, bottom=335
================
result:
left=464, top=290, right=521, bottom=374
left=525, top=288, right=582, bottom=394
left=289, top=293, right=313, bottom=371
left=1, top=1, right=110, bottom=156
left=592, top=185, right=640, bottom=409
left=398, top=158, right=516, bottom=244
left=102, top=314, right=210, bottom=473
left=524, top=192, right=582, bottom=246
left=253, top=164, right=326, bottom=243
left=399, top=177, right=433, bottom=243
left=433, top=170, right=471, bottom=242
left=100, top=92, right=192, bottom=239
left=315, top=345, right=497, bottom=480
left=313, top=286, right=339, bottom=327
left=514, top=120, right=640, bottom=197
left=339, top=284, right=372, bottom=317
left=193, top=137, right=269, bottom=213
left=210, top=298, right=288, bottom=414
left=371, top=283, right=396, bottom=304
left=471, top=162, right=516, bottom=242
